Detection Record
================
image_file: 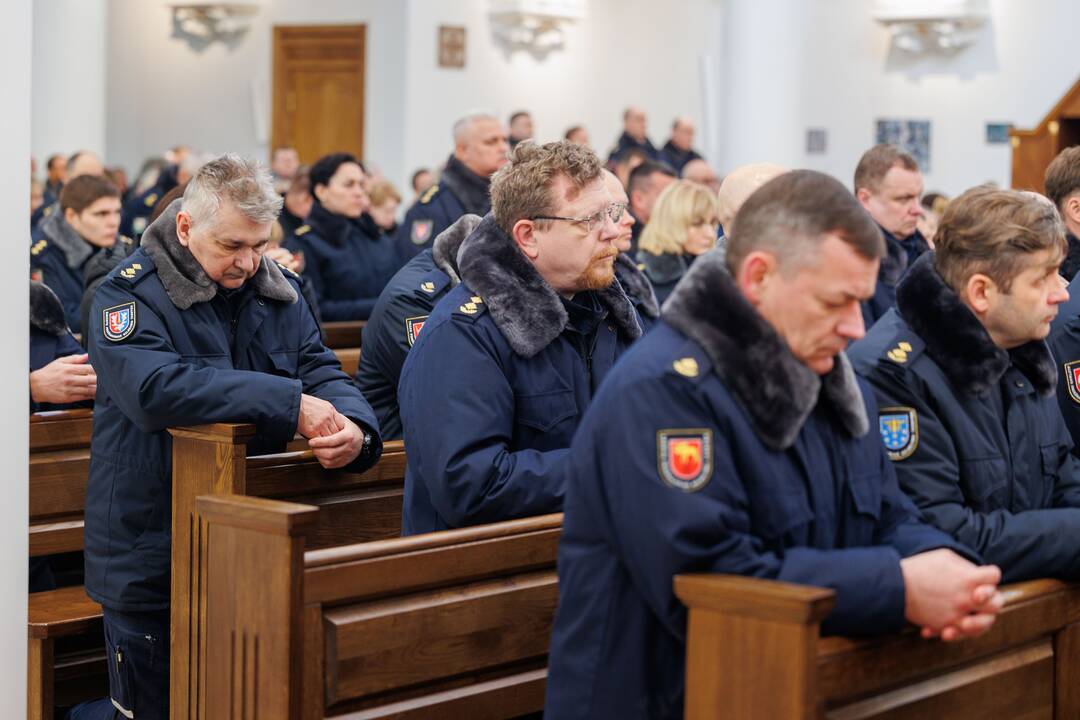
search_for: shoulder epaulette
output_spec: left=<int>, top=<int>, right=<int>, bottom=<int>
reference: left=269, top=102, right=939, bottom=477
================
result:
left=144, top=193, right=159, bottom=208
left=119, top=235, right=134, bottom=246
left=882, top=334, right=926, bottom=367
left=453, top=294, right=488, bottom=321
left=416, top=270, right=451, bottom=299
left=115, top=259, right=152, bottom=285
left=420, top=184, right=440, bottom=205
left=664, top=343, right=712, bottom=384
left=276, top=262, right=299, bottom=278
left=30, top=239, right=49, bottom=257
left=294, top=225, right=311, bottom=237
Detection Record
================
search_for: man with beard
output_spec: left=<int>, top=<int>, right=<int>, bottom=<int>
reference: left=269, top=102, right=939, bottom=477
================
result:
left=396, top=112, right=509, bottom=260
left=398, top=141, right=643, bottom=534
left=545, top=170, right=1002, bottom=720
left=851, top=186, right=1080, bottom=583
left=854, top=144, right=929, bottom=328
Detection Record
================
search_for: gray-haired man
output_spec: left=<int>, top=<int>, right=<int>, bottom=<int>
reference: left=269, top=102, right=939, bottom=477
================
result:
left=74, top=154, right=381, bottom=719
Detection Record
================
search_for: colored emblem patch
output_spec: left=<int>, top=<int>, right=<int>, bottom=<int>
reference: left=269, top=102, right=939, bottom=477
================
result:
left=411, top=219, right=434, bottom=245
left=102, top=301, right=137, bottom=342
left=1064, top=361, right=1080, bottom=406
left=878, top=406, right=918, bottom=461
left=405, top=315, right=428, bottom=347
left=657, top=429, right=713, bottom=492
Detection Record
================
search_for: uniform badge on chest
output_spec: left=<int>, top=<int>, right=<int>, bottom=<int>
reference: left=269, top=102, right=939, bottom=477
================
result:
left=103, top=301, right=137, bottom=342
left=879, top=406, right=918, bottom=461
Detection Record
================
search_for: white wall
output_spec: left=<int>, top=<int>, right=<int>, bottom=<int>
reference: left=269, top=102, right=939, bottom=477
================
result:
left=5, top=0, right=32, bottom=713
left=32, top=0, right=107, bottom=164
left=800, top=0, right=1080, bottom=195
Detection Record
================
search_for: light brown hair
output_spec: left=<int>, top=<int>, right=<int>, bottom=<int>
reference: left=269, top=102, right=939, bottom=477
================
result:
left=368, top=179, right=401, bottom=207
left=853, top=144, right=919, bottom=194
left=934, top=185, right=1067, bottom=293
left=59, top=175, right=119, bottom=214
left=490, top=140, right=603, bottom=234
left=638, top=180, right=721, bottom=256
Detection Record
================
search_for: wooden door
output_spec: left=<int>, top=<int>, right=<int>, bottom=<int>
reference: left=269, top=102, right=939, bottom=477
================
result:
left=272, top=25, right=365, bottom=164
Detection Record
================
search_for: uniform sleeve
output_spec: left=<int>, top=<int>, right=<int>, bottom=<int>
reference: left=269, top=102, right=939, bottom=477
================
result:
left=399, top=317, right=566, bottom=527
left=863, top=361, right=1080, bottom=582
left=89, top=280, right=302, bottom=445
left=293, top=291, right=382, bottom=470
left=584, top=377, right=908, bottom=639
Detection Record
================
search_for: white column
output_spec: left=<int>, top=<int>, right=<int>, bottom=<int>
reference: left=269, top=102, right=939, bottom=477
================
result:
left=721, top=0, right=807, bottom=170
left=4, top=0, right=32, bottom=714
left=32, top=0, right=107, bottom=164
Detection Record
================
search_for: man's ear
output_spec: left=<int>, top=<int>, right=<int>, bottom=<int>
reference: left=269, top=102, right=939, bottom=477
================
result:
left=1064, top=194, right=1080, bottom=226
left=735, top=250, right=777, bottom=307
left=963, top=272, right=995, bottom=314
left=855, top=187, right=872, bottom=209
left=63, top=207, right=78, bottom=226
left=511, top=219, right=539, bottom=260
left=175, top=210, right=193, bottom=247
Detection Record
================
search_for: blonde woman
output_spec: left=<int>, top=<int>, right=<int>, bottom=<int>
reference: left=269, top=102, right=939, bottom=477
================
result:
left=636, top=179, right=721, bottom=304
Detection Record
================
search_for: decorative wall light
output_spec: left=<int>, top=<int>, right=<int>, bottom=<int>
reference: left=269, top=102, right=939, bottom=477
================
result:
left=169, top=2, right=259, bottom=50
left=489, top=0, right=587, bottom=59
left=873, top=0, right=988, bottom=54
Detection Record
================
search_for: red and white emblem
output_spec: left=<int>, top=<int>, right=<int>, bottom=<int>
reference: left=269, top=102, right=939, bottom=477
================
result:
left=657, top=429, right=713, bottom=492
left=405, top=315, right=429, bottom=347
left=1066, top=361, right=1080, bottom=405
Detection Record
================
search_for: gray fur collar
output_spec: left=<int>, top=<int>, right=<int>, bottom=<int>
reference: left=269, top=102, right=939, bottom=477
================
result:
left=639, top=249, right=689, bottom=285
left=432, top=213, right=482, bottom=286
left=456, top=214, right=642, bottom=357
left=897, top=253, right=1056, bottom=397
left=614, top=253, right=659, bottom=318
left=30, top=281, right=68, bottom=336
left=440, top=155, right=492, bottom=216
left=41, top=210, right=93, bottom=270
left=662, top=249, right=868, bottom=450
left=140, top=199, right=297, bottom=310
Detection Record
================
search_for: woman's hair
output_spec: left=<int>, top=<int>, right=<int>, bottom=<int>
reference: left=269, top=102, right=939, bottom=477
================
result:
left=638, top=179, right=721, bottom=256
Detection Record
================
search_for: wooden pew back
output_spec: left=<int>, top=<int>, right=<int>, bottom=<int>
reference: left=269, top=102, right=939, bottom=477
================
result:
left=322, top=320, right=365, bottom=349
left=195, top=494, right=560, bottom=720
left=29, top=409, right=94, bottom=557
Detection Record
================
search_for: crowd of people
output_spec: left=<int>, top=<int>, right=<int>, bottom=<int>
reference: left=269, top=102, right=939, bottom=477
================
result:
left=25, top=103, right=1080, bottom=719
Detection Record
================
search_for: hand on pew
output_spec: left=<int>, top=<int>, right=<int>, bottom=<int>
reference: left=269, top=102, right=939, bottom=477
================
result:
left=307, top=413, right=365, bottom=469
left=298, top=393, right=344, bottom=438
left=901, top=548, right=1004, bottom=642
left=30, top=354, right=97, bottom=404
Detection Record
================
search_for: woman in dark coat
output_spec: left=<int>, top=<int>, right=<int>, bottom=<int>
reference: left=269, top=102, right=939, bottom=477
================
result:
left=636, top=179, right=721, bottom=305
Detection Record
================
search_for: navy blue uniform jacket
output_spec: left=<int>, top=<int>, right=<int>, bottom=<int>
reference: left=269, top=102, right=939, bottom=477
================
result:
left=851, top=253, right=1080, bottom=583
left=85, top=207, right=381, bottom=611
left=545, top=250, right=968, bottom=720
left=398, top=215, right=642, bottom=535
left=861, top=227, right=929, bottom=330
left=394, top=155, right=492, bottom=262
left=294, top=202, right=401, bottom=321
left=30, top=281, right=86, bottom=413
left=1048, top=272, right=1080, bottom=455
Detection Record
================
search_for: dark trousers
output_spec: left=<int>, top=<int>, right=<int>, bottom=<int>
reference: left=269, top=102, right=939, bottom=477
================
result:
left=67, top=607, right=170, bottom=720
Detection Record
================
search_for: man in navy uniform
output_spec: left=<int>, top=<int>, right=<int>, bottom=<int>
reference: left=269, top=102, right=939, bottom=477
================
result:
left=353, top=213, right=482, bottom=440
left=854, top=144, right=929, bottom=328
left=1044, top=146, right=1080, bottom=280
left=658, top=117, right=703, bottom=173
left=607, top=106, right=659, bottom=162
left=545, top=171, right=1003, bottom=720
left=73, top=154, right=381, bottom=720
left=396, top=112, right=509, bottom=260
left=851, top=185, right=1080, bottom=584
left=398, top=140, right=643, bottom=535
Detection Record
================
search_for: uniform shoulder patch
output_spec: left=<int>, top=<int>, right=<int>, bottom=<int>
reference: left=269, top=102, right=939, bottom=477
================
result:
left=420, top=184, right=440, bottom=205
left=878, top=406, right=918, bottom=461
left=405, top=315, right=429, bottom=346
left=120, top=235, right=134, bottom=247
left=882, top=335, right=924, bottom=366
left=144, top=192, right=159, bottom=208
left=115, top=260, right=151, bottom=285
left=294, top=224, right=311, bottom=237
left=276, top=261, right=299, bottom=278
left=672, top=357, right=699, bottom=378
left=30, top=239, right=49, bottom=257
left=1063, top=360, right=1080, bottom=405
left=410, top=219, right=434, bottom=246
left=454, top=295, right=487, bottom=320
left=102, top=301, right=137, bottom=341
left=657, top=429, right=713, bottom=492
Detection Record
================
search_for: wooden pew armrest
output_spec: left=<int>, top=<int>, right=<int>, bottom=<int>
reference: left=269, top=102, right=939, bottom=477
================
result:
left=674, top=573, right=835, bottom=625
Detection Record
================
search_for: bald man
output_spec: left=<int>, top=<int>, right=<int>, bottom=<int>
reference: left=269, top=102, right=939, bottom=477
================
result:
left=717, top=163, right=788, bottom=238
left=681, top=158, right=721, bottom=193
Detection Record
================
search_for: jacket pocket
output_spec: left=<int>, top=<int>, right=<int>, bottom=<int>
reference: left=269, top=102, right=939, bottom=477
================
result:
left=515, top=389, right=578, bottom=432
left=268, top=349, right=299, bottom=377
left=958, top=455, right=1009, bottom=512
left=849, top=472, right=883, bottom=521
left=753, top=484, right=815, bottom=543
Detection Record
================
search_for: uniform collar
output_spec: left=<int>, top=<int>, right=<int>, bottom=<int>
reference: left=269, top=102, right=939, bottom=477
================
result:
left=639, top=249, right=689, bottom=284
left=41, top=210, right=94, bottom=270
left=896, top=252, right=1056, bottom=398
left=456, top=213, right=642, bottom=358
left=440, top=155, right=492, bottom=216
left=431, top=213, right=483, bottom=286
left=614, top=253, right=659, bottom=318
left=662, top=249, right=869, bottom=451
left=140, top=199, right=297, bottom=310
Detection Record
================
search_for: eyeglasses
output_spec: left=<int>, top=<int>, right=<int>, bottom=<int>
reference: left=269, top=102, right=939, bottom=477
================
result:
left=531, top=202, right=629, bottom=233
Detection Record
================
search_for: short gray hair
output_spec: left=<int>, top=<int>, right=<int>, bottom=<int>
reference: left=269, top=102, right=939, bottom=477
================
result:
left=182, top=153, right=282, bottom=229
left=453, top=112, right=498, bottom=144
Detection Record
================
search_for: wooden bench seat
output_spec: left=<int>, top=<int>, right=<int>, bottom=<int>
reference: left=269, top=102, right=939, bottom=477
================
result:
left=323, top=320, right=365, bottom=349
left=27, top=586, right=105, bottom=720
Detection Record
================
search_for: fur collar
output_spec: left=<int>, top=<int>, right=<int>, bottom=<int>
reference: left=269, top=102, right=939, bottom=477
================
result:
left=1062, top=232, right=1080, bottom=282
left=662, top=249, right=869, bottom=450
left=432, top=213, right=482, bottom=285
left=440, top=155, right=492, bottom=216
left=614, top=253, right=659, bottom=318
left=140, top=199, right=297, bottom=310
left=639, top=249, right=689, bottom=285
left=30, top=281, right=68, bottom=336
left=878, top=228, right=909, bottom=287
left=456, top=214, right=642, bottom=357
left=896, top=253, right=1056, bottom=397
left=305, top=201, right=382, bottom=244
left=41, top=210, right=93, bottom=270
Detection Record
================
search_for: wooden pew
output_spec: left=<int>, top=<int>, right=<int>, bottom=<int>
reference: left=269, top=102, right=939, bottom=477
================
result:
left=169, top=424, right=408, bottom=719
left=194, top=493, right=558, bottom=719
left=675, top=574, right=1080, bottom=719
left=322, top=320, right=365, bottom=349
left=335, top=346, right=361, bottom=377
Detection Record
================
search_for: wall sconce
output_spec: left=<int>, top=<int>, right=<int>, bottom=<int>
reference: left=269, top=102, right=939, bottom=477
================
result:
left=873, top=0, right=988, bottom=54
left=169, top=2, right=259, bottom=50
left=489, top=0, right=587, bottom=59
